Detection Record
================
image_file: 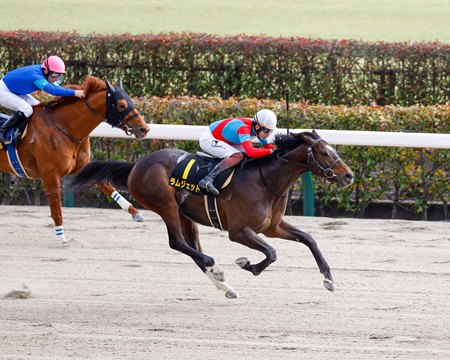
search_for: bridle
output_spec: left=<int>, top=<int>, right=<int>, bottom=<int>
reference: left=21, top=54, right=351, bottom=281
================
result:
left=85, top=81, right=141, bottom=134
left=307, top=138, right=342, bottom=179
left=104, top=83, right=141, bottom=133
left=258, top=137, right=342, bottom=197
left=276, top=138, right=342, bottom=179
left=52, top=80, right=141, bottom=144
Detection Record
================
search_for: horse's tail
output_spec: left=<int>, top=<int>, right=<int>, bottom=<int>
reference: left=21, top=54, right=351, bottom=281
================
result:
left=71, top=161, right=134, bottom=191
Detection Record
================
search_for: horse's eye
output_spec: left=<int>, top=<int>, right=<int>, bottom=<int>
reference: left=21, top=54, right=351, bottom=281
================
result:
left=320, top=151, right=329, bottom=157
left=116, top=99, right=128, bottom=111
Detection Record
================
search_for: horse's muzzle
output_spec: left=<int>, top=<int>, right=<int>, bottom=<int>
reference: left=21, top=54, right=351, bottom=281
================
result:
left=339, top=172, right=354, bottom=186
left=127, top=124, right=149, bottom=139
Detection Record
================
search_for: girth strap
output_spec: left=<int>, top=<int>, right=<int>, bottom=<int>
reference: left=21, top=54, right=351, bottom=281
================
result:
left=204, top=194, right=224, bottom=230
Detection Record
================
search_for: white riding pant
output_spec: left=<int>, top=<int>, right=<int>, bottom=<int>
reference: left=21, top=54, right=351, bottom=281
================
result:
left=0, top=79, right=39, bottom=117
left=199, top=128, right=243, bottom=158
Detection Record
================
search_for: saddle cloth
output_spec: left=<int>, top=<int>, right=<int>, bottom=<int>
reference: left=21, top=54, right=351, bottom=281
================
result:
left=169, top=153, right=235, bottom=195
left=0, top=113, right=29, bottom=151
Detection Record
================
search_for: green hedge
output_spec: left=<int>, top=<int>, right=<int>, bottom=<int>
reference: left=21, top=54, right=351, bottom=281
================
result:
left=2, top=97, right=448, bottom=220
left=0, top=31, right=448, bottom=105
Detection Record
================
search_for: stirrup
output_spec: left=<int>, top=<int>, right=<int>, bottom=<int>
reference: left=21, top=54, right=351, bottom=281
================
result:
left=198, top=178, right=210, bottom=189
left=0, top=134, right=12, bottom=145
left=205, top=181, right=219, bottom=196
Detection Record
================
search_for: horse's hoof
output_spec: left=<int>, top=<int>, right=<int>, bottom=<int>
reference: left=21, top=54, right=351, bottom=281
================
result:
left=225, top=290, right=239, bottom=299
left=235, top=257, right=250, bottom=269
left=132, top=213, right=145, bottom=222
left=323, top=279, right=334, bottom=292
left=57, top=235, right=72, bottom=245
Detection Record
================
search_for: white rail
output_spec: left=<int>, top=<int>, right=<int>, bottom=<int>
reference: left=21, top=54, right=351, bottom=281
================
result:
left=91, top=123, right=450, bottom=149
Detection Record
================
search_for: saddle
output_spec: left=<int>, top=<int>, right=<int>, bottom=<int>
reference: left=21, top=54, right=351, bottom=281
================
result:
left=0, top=113, right=29, bottom=151
left=169, top=152, right=236, bottom=195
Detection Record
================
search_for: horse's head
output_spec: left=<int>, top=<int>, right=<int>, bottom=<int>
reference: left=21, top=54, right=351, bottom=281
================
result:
left=104, top=80, right=149, bottom=139
left=276, top=130, right=354, bottom=186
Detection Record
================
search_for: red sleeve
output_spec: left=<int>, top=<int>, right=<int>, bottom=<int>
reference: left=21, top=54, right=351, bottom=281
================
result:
left=263, top=144, right=276, bottom=149
left=241, top=140, right=272, bottom=158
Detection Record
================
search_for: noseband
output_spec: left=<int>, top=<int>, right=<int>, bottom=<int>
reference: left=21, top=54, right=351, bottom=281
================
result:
left=278, top=138, right=342, bottom=179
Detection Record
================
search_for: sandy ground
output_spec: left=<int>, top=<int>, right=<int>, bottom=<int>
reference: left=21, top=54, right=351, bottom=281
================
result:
left=0, top=205, right=449, bottom=360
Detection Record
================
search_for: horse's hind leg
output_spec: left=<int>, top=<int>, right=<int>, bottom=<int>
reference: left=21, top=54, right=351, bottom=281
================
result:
left=98, top=183, right=144, bottom=222
left=230, top=226, right=277, bottom=276
left=180, top=217, right=238, bottom=299
left=264, top=219, right=334, bottom=292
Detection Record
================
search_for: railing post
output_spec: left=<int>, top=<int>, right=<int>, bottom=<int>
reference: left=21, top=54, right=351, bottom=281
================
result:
left=62, top=176, right=74, bottom=207
left=301, top=171, right=314, bottom=216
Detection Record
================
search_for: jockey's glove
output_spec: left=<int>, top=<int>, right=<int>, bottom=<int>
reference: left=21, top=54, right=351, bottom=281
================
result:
left=74, top=90, right=85, bottom=98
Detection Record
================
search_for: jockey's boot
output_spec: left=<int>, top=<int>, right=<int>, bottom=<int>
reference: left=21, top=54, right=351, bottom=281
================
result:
left=0, top=111, right=27, bottom=144
left=198, top=164, right=223, bottom=196
left=198, top=153, right=244, bottom=196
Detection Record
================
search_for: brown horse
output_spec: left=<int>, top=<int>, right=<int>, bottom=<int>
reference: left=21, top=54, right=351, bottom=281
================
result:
left=72, top=130, right=353, bottom=298
left=0, top=76, right=149, bottom=243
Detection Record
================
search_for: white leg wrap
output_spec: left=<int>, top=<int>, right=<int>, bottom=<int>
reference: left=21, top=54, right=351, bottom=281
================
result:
left=205, top=265, right=237, bottom=295
left=55, top=225, right=66, bottom=243
left=111, top=191, right=131, bottom=212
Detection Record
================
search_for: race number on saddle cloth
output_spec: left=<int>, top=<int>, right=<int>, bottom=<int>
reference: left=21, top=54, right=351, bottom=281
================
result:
left=169, top=153, right=236, bottom=195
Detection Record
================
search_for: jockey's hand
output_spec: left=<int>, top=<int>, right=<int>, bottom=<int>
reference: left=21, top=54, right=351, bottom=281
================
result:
left=74, top=90, right=85, bottom=98
left=270, top=148, right=275, bottom=154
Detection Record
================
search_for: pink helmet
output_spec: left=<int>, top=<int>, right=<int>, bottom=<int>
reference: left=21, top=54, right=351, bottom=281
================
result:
left=41, top=55, right=66, bottom=74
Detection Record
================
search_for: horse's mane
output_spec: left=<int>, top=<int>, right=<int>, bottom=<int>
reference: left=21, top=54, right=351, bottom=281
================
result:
left=274, top=131, right=320, bottom=151
left=37, top=76, right=106, bottom=110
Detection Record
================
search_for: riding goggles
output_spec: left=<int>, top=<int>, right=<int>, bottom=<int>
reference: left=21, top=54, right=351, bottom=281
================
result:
left=259, top=126, right=274, bottom=134
left=50, top=72, right=64, bottom=83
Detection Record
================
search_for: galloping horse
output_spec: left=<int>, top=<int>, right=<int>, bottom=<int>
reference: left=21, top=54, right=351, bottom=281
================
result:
left=72, top=130, right=353, bottom=298
left=0, top=76, right=149, bottom=243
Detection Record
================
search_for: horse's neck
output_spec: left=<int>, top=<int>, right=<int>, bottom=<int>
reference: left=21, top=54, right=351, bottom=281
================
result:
left=51, top=91, right=106, bottom=138
left=259, top=151, right=309, bottom=194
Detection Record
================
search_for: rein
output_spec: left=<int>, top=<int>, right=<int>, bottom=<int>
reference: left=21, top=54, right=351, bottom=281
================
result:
left=83, top=98, right=105, bottom=122
left=49, top=98, right=103, bottom=145
left=50, top=116, right=86, bottom=145
left=258, top=163, right=288, bottom=198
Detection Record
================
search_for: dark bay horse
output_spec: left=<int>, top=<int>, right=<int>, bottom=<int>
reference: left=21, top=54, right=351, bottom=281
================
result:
left=72, top=130, right=353, bottom=298
left=0, top=76, right=149, bottom=243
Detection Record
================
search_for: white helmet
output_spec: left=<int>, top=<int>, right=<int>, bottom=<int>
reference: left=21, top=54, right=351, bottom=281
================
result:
left=253, top=109, right=277, bottom=131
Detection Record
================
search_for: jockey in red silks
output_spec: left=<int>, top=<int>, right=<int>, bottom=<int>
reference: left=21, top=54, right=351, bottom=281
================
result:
left=0, top=55, right=85, bottom=144
left=198, top=109, right=278, bottom=195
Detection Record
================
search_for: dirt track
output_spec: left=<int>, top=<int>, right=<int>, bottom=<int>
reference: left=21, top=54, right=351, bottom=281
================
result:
left=1, top=205, right=449, bottom=360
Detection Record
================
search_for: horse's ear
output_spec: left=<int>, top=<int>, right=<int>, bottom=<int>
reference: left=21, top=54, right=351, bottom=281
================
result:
left=300, top=132, right=314, bottom=144
left=105, top=79, right=116, bottom=93
left=118, top=77, right=123, bottom=89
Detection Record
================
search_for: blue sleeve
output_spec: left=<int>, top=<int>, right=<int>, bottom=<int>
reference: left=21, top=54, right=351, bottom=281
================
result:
left=34, top=79, right=75, bottom=97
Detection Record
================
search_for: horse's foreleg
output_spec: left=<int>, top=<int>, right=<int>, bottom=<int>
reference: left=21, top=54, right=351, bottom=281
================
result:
left=265, top=220, right=334, bottom=291
left=180, top=217, right=238, bottom=299
left=97, top=183, right=144, bottom=222
left=43, top=176, right=68, bottom=244
left=230, top=226, right=277, bottom=276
